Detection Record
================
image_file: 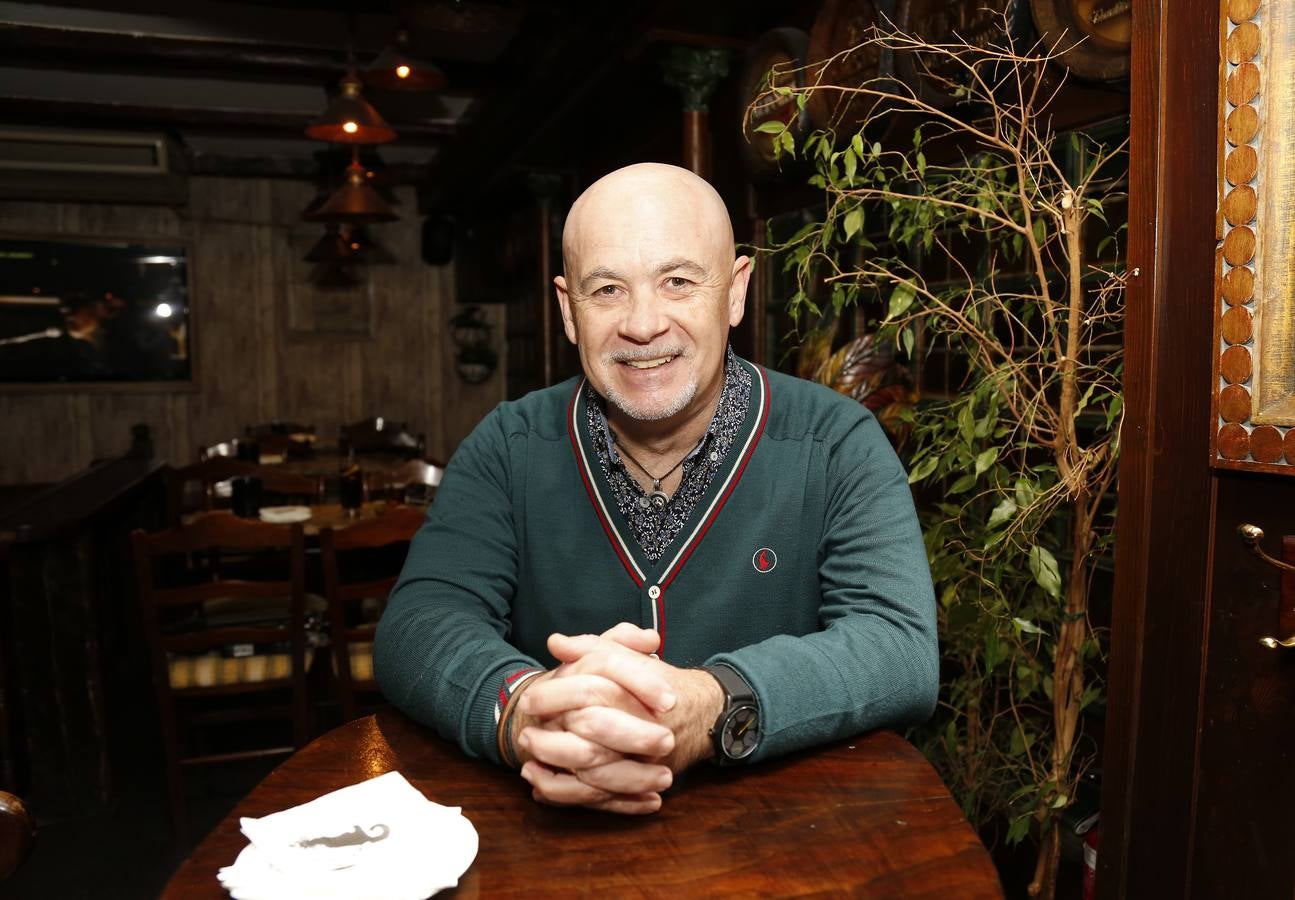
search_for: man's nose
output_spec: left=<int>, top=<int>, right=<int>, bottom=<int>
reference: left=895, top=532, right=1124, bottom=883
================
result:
left=618, top=290, right=668, bottom=343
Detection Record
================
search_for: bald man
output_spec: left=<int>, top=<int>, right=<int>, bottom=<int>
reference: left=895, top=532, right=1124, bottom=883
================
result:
left=375, top=163, right=937, bottom=814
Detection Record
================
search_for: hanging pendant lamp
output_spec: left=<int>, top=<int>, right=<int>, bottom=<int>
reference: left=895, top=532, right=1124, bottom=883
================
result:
left=304, top=225, right=353, bottom=263
left=366, top=28, right=447, bottom=92
left=302, top=152, right=398, bottom=224
left=341, top=225, right=397, bottom=264
left=306, top=71, right=397, bottom=144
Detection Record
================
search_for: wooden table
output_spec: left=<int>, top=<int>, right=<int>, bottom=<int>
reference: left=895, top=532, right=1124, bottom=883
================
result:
left=164, top=710, right=1002, bottom=898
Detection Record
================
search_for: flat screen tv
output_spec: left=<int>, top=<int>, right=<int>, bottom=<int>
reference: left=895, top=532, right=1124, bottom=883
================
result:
left=0, top=237, right=192, bottom=385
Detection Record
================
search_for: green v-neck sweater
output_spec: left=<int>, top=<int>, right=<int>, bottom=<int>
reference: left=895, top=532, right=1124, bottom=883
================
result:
left=374, top=357, right=937, bottom=766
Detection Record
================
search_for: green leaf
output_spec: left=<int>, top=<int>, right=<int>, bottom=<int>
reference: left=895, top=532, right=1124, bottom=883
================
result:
left=1029, top=545, right=1062, bottom=599
left=916, top=151, right=926, bottom=178
left=907, top=455, right=938, bottom=484
left=851, top=133, right=865, bottom=158
left=957, top=404, right=975, bottom=446
left=1032, top=216, right=1046, bottom=247
left=1051, top=794, right=1070, bottom=809
left=901, top=326, right=915, bottom=359
left=1013, top=616, right=1044, bottom=635
left=988, top=497, right=1018, bottom=529
left=753, top=120, right=786, bottom=135
left=1014, top=478, right=1037, bottom=509
left=974, top=447, right=999, bottom=476
left=778, top=129, right=795, bottom=157
left=949, top=472, right=977, bottom=494
left=871, top=140, right=882, bottom=158
left=886, top=282, right=916, bottom=320
left=844, top=148, right=858, bottom=183
left=1007, top=815, right=1031, bottom=845
left=843, top=207, right=863, bottom=240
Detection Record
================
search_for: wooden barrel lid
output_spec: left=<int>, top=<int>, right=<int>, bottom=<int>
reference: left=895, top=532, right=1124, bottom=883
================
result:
left=739, top=27, right=813, bottom=179
left=1029, top=0, right=1131, bottom=80
left=806, top=0, right=897, bottom=138
left=894, top=0, right=1035, bottom=110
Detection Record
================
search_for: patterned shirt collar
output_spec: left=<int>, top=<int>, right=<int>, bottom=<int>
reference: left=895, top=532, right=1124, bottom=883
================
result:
left=584, top=347, right=752, bottom=562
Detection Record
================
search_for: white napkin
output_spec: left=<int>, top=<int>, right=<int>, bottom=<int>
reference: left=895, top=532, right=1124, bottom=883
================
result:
left=217, top=771, right=478, bottom=900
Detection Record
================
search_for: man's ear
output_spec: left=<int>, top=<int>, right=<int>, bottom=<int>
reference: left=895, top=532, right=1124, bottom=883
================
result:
left=727, top=256, right=753, bottom=328
left=555, top=275, right=579, bottom=345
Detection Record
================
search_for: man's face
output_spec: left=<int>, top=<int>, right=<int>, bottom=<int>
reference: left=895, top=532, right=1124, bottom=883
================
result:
left=555, top=176, right=750, bottom=428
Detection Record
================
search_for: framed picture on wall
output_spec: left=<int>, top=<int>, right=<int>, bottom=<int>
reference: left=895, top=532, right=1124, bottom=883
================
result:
left=0, top=236, right=193, bottom=388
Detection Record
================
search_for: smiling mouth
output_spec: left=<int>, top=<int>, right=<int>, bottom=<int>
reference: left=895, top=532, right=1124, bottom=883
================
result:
left=623, top=356, right=675, bottom=370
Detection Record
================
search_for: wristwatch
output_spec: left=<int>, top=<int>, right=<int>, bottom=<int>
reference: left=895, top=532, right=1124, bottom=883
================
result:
left=704, top=664, right=761, bottom=764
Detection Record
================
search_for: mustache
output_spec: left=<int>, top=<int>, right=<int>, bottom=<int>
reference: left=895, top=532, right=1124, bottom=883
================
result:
left=604, top=346, right=687, bottom=364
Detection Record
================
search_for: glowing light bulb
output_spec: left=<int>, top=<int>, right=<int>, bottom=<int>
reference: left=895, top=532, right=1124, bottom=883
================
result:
left=396, top=65, right=411, bottom=79
left=343, top=121, right=359, bottom=134
left=155, top=302, right=174, bottom=318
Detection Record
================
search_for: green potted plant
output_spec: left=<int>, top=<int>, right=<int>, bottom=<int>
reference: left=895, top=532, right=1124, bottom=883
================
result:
left=753, top=22, right=1127, bottom=899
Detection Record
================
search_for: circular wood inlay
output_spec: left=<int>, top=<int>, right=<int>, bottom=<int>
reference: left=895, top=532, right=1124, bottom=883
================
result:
left=1226, top=144, right=1258, bottom=185
left=1221, top=306, right=1253, bottom=344
left=1227, top=63, right=1261, bottom=107
left=1223, top=225, right=1256, bottom=266
left=1220, top=346, right=1253, bottom=383
left=1221, top=265, right=1254, bottom=305
left=1223, top=185, right=1257, bottom=225
left=1218, top=423, right=1250, bottom=459
left=1285, top=428, right=1295, bottom=463
left=1226, top=104, right=1260, bottom=145
left=1228, top=0, right=1260, bottom=25
left=1250, top=425, right=1284, bottom=463
left=1219, top=384, right=1252, bottom=422
left=1227, top=22, right=1260, bottom=64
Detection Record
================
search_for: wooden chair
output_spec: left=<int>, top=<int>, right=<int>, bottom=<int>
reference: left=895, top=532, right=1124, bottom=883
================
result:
left=319, top=505, right=425, bottom=721
left=131, top=514, right=312, bottom=844
left=0, top=791, right=35, bottom=881
left=372, top=458, right=446, bottom=505
left=339, top=416, right=425, bottom=459
left=167, top=460, right=323, bottom=523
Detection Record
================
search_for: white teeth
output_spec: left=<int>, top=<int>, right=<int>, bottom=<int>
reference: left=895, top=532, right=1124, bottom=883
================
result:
left=625, top=356, right=674, bottom=369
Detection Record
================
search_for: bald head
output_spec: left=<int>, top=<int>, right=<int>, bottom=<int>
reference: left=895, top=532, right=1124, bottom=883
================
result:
left=562, top=163, right=736, bottom=281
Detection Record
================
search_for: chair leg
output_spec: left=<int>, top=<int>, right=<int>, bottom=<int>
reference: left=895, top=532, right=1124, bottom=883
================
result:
left=157, top=698, right=190, bottom=847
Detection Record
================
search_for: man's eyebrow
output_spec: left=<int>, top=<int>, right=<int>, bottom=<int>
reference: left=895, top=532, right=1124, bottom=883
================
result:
left=580, top=267, right=624, bottom=291
left=654, top=258, right=709, bottom=278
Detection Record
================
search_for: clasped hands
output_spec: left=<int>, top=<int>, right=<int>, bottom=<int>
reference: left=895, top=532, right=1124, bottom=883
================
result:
left=507, top=622, right=723, bottom=815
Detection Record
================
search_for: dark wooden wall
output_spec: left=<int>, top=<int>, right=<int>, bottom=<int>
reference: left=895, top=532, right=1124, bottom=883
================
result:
left=0, top=179, right=504, bottom=484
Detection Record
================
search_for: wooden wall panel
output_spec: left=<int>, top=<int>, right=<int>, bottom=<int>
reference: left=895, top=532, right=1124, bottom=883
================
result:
left=0, top=177, right=503, bottom=484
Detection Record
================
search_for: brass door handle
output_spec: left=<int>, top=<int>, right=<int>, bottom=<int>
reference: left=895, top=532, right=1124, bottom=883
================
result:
left=1238, top=524, right=1295, bottom=573
left=1239, top=524, right=1295, bottom=649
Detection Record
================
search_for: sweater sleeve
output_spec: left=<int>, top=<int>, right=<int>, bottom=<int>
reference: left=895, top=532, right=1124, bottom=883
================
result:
left=373, top=410, right=542, bottom=764
left=705, top=413, right=938, bottom=761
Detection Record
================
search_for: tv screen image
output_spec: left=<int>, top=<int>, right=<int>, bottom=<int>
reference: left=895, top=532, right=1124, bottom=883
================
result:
left=0, top=237, right=191, bottom=384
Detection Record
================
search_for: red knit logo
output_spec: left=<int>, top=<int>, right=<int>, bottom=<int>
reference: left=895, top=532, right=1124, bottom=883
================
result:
left=752, top=547, right=777, bottom=573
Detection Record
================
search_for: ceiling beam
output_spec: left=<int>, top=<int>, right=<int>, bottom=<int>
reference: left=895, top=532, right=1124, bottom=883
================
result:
left=0, top=97, right=456, bottom=143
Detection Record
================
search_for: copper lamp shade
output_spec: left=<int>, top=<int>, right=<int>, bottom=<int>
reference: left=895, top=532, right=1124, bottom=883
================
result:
left=366, top=29, right=447, bottom=92
left=305, top=72, right=397, bottom=144
left=339, top=225, right=396, bottom=264
left=304, top=226, right=352, bottom=262
left=302, top=160, right=398, bottom=224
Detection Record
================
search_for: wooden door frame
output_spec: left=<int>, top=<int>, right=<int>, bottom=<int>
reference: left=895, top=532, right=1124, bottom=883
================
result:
left=1098, top=0, right=1223, bottom=896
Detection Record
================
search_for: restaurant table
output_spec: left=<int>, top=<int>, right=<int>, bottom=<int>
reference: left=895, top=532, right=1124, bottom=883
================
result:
left=164, top=709, right=1002, bottom=898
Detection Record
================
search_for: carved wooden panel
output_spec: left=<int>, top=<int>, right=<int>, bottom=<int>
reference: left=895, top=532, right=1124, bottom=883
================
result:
left=1213, top=0, right=1295, bottom=472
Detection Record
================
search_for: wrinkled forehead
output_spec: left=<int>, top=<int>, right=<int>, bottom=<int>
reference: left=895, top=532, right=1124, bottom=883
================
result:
left=563, top=178, right=734, bottom=280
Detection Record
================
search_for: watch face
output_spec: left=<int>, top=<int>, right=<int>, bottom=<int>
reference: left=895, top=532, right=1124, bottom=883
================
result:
left=721, top=704, right=761, bottom=760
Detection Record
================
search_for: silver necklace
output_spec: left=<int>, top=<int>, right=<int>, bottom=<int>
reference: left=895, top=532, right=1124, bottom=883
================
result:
left=611, top=431, right=703, bottom=510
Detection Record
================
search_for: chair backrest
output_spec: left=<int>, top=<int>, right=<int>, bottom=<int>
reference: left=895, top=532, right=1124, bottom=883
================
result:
left=339, top=416, right=425, bottom=459
left=167, top=461, right=322, bottom=522
left=319, top=504, right=425, bottom=720
left=374, top=458, right=446, bottom=503
left=0, top=791, right=35, bottom=881
left=131, top=514, right=310, bottom=700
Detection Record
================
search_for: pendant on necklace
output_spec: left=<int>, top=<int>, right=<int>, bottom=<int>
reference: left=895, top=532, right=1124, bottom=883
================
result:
left=649, top=482, right=669, bottom=510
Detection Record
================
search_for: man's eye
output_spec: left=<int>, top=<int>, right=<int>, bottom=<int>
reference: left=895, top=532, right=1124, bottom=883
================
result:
left=665, top=277, right=691, bottom=290
left=594, top=285, right=619, bottom=297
